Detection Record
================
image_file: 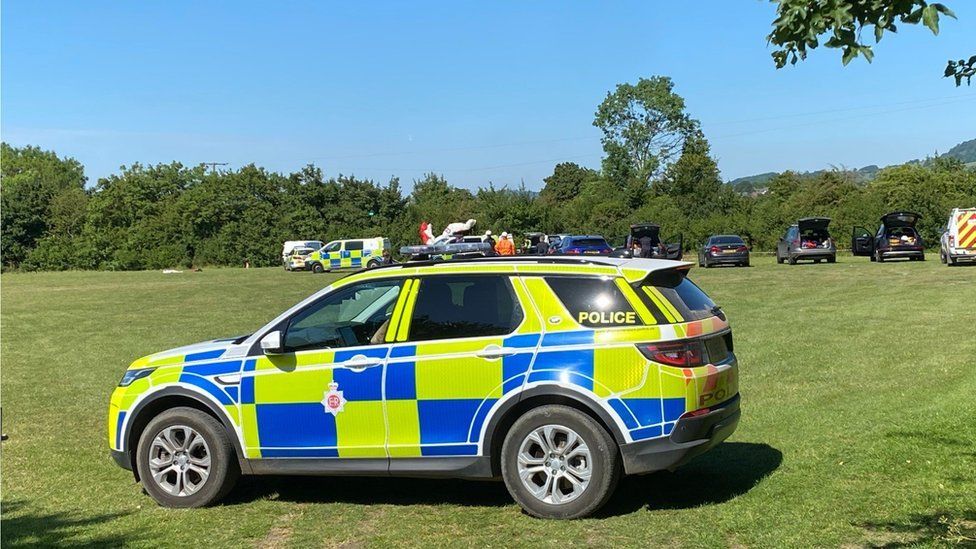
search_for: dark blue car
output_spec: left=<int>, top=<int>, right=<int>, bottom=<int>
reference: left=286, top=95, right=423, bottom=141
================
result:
left=556, top=235, right=613, bottom=256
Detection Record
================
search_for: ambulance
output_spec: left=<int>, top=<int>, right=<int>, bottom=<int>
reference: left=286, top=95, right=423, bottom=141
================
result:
left=940, top=208, right=976, bottom=265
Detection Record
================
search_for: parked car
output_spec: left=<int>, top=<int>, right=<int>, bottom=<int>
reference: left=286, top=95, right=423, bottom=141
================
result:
left=556, top=235, right=614, bottom=256
left=281, top=240, right=323, bottom=267
left=284, top=246, right=315, bottom=271
left=940, top=208, right=976, bottom=266
left=306, top=237, right=390, bottom=273
left=609, top=223, right=683, bottom=260
left=107, top=256, right=739, bottom=519
left=852, top=211, right=925, bottom=262
left=698, top=235, right=750, bottom=268
left=547, top=233, right=572, bottom=254
left=776, top=217, right=836, bottom=265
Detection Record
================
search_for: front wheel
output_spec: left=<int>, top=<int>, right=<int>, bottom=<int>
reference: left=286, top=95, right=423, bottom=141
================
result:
left=500, top=405, right=620, bottom=519
left=311, top=262, right=326, bottom=274
left=136, top=407, right=239, bottom=508
left=366, top=259, right=380, bottom=269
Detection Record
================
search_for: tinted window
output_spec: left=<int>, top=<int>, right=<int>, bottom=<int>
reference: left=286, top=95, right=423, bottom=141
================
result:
left=568, top=238, right=609, bottom=248
left=641, top=270, right=717, bottom=322
left=710, top=236, right=744, bottom=245
left=284, top=280, right=402, bottom=351
left=345, top=240, right=364, bottom=251
left=408, top=276, right=523, bottom=341
left=323, top=241, right=341, bottom=252
left=546, top=277, right=641, bottom=327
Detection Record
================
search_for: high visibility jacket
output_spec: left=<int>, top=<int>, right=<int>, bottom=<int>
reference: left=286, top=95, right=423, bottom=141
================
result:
left=495, top=238, right=515, bottom=256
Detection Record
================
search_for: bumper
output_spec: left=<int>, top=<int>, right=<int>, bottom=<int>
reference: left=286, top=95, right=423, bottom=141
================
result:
left=619, top=394, right=740, bottom=475
left=880, top=249, right=923, bottom=259
left=111, top=449, right=131, bottom=471
left=707, top=253, right=748, bottom=264
left=947, top=249, right=976, bottom=262
left=792, top=249, right=835, bottom=260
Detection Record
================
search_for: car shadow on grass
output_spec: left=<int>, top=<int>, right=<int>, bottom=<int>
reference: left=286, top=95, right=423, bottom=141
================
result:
left=225, top=475, right=512, bottom=508
left=597, top=441, right=783, bottom=516
left=0, top=500, right=135, bottom=548
left=225, top=441, right=781, bottom=517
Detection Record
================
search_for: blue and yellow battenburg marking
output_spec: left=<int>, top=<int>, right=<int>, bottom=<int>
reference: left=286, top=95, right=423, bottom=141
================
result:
left=109, top=261, right=737, bottom=459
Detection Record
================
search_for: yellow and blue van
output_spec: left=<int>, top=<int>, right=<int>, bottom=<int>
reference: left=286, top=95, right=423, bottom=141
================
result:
left=305, top=237, right=390, bottom=273
left=107, top=256, right=740, bottom=518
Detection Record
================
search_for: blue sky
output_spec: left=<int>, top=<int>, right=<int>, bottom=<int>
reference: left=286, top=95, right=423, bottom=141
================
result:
left=2, top=1, right=974, bottom=189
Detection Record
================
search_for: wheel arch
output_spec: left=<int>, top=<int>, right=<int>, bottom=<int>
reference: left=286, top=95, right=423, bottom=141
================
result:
left=482, top=386, right=626, bottom=477
left=122, top=386, right=250, bottom=479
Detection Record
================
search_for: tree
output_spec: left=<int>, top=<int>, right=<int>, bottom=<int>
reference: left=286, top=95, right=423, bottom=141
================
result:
left=656, top=132, right=735, bottom=218
left=539, top=162, right=599, bottom=203
left=1, top=144, right=87, bottom=267
left=593, top=77, right=699, bottom=186
left=767, top=0, right=970, bottom=85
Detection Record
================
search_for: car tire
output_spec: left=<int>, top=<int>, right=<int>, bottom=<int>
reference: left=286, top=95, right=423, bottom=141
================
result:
left=919, top=253, right=925, bottom=262
left=940, top=251, right=947, bottom=264
left=366, top=259, right=380, bottom=269
left=500, top=405, right=620, bottom=520
left=311, top=262, right=325, bottom=274
left=776, top=253, right=783, bottom=264
left=136, top=407, right=240, bottom=509
left=827, top=256, right=836, bottom=264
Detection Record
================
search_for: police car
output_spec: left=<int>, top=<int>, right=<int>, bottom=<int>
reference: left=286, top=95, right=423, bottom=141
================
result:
left=305, top=237, right=390, bottom=273
left=108, top=256, right=740, bottom=519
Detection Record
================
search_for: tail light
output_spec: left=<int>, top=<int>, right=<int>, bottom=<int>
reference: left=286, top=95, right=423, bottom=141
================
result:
left=709, top=246, right=721, bottom=255
left=564, top=249, right=580, bottom=255
left=949, top=235, right=955, bottom=247
left=736, top=245, right=748, bottom=253
left=637, top=340, right=707, bottom=367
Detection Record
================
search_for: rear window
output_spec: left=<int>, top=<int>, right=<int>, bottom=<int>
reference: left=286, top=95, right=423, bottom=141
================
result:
left=545, top=277, right=642, bottom=327
left=710, top=236, right=744, bottom=245
left=568, top=238, right=609, bottom=248
left=640, top=270, right=718, bottom=322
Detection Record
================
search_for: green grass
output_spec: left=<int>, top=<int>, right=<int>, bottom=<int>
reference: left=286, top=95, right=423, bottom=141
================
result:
left=2, top=257, right=975, bottom=547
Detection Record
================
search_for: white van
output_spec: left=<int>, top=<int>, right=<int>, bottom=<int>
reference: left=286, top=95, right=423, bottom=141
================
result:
left=940, top=208, right=976, bottom=265
left=281, top=240, right=323, bottom=266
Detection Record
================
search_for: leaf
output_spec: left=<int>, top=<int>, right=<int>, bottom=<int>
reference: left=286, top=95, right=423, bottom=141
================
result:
left=903, top=7, right=923, bottom=23
left=842, top=47, right=857, bottom=66
left=931, top=3, right=956, bottom=18
left=945, top=63, right=956, bottom=77
left=922, top=5, right=940, bottom=35
left=874, top=24, right=884, bottom=42
left=969, top=55, right=976, bottom=65
left=861, top=46, right=874, bottom=63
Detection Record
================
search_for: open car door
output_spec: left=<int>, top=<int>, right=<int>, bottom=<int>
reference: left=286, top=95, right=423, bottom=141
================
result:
left=664, top=233, right=683, bottom=260
left=851, top=226, right=873, bottom=256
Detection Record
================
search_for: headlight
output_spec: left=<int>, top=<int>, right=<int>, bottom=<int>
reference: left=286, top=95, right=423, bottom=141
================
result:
left=119, top=367, right=155, bottom=387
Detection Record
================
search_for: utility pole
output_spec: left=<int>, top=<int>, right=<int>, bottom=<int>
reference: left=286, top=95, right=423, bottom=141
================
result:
left=204, top=162, right=228, bottom=174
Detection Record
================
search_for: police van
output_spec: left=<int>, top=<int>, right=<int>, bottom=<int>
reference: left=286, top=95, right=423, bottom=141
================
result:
left=107, top=256, right=740, bottom=519
left=305, top=237, right=390, bottom=273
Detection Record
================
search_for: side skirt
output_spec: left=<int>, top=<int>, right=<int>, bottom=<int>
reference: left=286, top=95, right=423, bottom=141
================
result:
left=247, top=456, right=495, bottom=479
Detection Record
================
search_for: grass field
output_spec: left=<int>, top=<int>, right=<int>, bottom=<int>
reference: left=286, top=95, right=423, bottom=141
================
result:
left=2, top=256, right=975, bottom=547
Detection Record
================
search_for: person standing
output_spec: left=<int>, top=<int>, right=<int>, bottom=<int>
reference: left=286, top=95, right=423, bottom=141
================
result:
left=495, top=232, right=515, bottom=256
left=535, top=235, right=549, bottom=255
left=638, top=234, right=654, bottom=258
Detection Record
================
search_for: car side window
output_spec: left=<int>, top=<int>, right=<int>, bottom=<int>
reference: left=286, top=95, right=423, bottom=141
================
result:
left=345, top=240, right=364, bottom=251
left=407, top=276, right=523, bottom=342
left=546, top=277, right=642, bottom=327
left=323, top=241, right=341, bottom=253
left=284, top=279, right=403, bottom=351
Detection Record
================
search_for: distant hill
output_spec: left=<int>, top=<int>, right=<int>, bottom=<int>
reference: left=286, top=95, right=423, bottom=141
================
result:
left=728, top=137, right=975, bottom=193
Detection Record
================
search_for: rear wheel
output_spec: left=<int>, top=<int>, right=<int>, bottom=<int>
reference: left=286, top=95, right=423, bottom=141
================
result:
left=366, top=259, right=380, bottom=269
left=827, top=256, right=836, bottom=264
left=501, top=405, right=620, bottom=519
left=918, top=253, right=925, bottom=262
left=136, top=407, right=239, bottom=508
left=940, top=250, right=947, bottom=264
left=776, top=253, right=784, bottom=264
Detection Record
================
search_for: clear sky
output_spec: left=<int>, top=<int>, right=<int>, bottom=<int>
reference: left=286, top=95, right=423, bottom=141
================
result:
left=2, top=1, right=974, bottom=189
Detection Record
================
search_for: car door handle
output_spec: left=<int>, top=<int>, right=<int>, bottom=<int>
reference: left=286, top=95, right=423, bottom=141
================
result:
left=476, top=346, right=517, bottom=359
left=342, top=356, right=383, bottom=370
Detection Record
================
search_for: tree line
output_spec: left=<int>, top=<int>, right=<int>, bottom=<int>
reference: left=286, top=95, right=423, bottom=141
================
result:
left=3, top=75, right=974, bottom=271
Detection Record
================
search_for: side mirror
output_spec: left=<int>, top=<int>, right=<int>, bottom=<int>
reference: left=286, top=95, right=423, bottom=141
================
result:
left=260, top=330, right=283, bottom=354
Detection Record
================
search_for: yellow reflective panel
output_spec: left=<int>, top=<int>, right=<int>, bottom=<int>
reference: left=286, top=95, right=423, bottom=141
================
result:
left=522, top=277, right=580, bottom=332
left=511, top=278, right=543, bottom=334
left=253, top=366, right=333, bottom=403
left=614, top=278, right=656, bottom=325
left=386, top=400, right=421, bottom=457
left=386, top=279, right=414, bottom=343
left=336, top=401, right=387, bottom=457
